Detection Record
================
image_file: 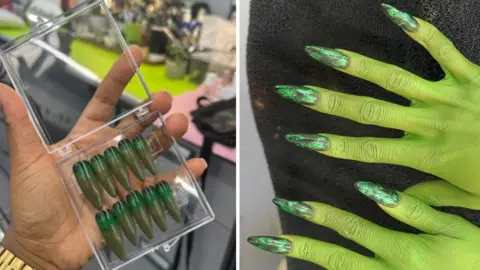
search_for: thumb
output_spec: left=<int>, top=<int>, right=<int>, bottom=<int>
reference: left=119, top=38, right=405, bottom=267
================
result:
left=404, top=180, right=480, bottom=210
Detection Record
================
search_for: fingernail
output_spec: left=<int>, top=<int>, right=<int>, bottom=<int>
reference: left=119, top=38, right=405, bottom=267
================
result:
left=273, top=198, right=313, bottom=219
left=275, top=85, right=319, bottom=106
left=112, top=201, right=138, bottom=246
left=73, top=161, right=103, bottom=210
left=200, top=158, right=208, bottom=169
left=381, top=3, right=419, bottom=32
left=133, top=136, right=157, bottom=175
left=118, top=139, right=145, bottom=182
left=143, top=186, right=167, bottom=232
left=304, top=46, right=349, bottom=69
left=91, top=155, right=117, bottom=197
left=96, top=210, right=127, bottom=260
left=355, top=181, right=400, bottom=207
left=104, top=147, right=131, bottom=191
left=156, top=181, right=181, bottom=223
left=126, top=191, right=154, bottom=239
left=247, top=236, right=292, bottom=255
left=285, top=134, right=330, bottom=151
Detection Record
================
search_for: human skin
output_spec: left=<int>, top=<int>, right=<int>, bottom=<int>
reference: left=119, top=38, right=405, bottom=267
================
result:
left=0, top=46, right=207, bottom=269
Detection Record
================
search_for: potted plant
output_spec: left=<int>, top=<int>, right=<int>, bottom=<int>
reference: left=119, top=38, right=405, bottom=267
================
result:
left=165, top=42, right=188, bottom=80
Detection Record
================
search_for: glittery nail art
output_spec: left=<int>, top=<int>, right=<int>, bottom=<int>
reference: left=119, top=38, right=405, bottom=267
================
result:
left=118, top=139, right=145, bottom=182
left=304, top=46, right=350, bottom=69
left=275, top=85, right=319, bottom=106
left=381, top=3, right=419, bottom=32
left=355, top=181, right=399, bottom=207
left=133, top=136, right=157, bottom=175
left=91, top=155, right=117, bottom=198
left=273, top=198, right=313, bottom=219
left=156, top=181, right=181, bottom=223
left=247, top=236, right=292, bottom=255
left=143, top=186, right=167, bottom=232
left=285, top=134, right=330, bottom=151
left=126, top=191, right=154, bottom=239
left=73, top=161, right=103, bottom=210
left=104, top=147, right=131, bottom=191
left=113, top=201, right=138, bottom=246
left=96, top=210, right=127, bottom=260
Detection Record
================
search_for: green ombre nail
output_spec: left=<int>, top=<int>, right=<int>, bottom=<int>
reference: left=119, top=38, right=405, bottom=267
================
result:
left=112, top=201, right=138, bottom=246
left=118, top=139, right=145, bottom=182
left=247, top=236, right=292, bottom=255
left=126, top=191, right=154, bottom=239
left=133, top=136, right=157, bottom=175
left=96, top=210, right=127, bottom=260
left=285, top=134, right=330, bottom=151
left=73, top=161, right=103, bottom=210
left=156, top=181, right=181, bottom=223
left=143, top=186, right=167, bottom=232
left=355, top=181, right=399, bottom=207
left=273, top=198, right=313, bottom=219
left=104, top=147, right=131, bottom=191
left=91, top=155, right=117, bottom=198
left=381, top=3, right=419, bottom=32
left=275, top=85, right=319, bottom=106
left=304, top=46, right=350, bottom=69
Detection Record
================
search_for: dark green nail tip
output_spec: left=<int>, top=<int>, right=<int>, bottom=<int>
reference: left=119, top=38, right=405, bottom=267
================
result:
left=113, top=201, right=138, bottom=246
left=73, top=160, right=103, bottom=210
left=381, top=3, right=419, bottom=32
left=275, top=85, right=319, bottom=106
left=133, top=136, right=157, bottom=175
left=126, top=191, right=154, bottom=239
left=96, top=210, right=127, bottom=260
left=355, top=181, right=400, bottom=207
left=247, top=236, right=292, bottom=255
left=285, top=134, right=330, bottom=151
left=304, top=46, right=350, bottom=69
left=155, top=181, right=181, bottom=223
left=91, top=155, right=117, bottom=198
left=104, top=146, right=131, bottom=191
left=272, top=198, right=313, bottom=219
left=143, top=187, right=167, bottom=232
left=118, top=139, right=145, bottom=182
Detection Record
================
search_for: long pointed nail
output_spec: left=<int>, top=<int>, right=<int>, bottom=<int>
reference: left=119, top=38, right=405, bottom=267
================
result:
left=91, top=155, right=117, bottom=197
left=156, top=181, right=181, bottom=223
left=112, top=201, right=138, bottom=246
left=247, top=236, right=292, bottom=255
left=275, top=85, right=319, bottom=106
left=96, top=210, right=127, bottom=260
left=118, top=139, right=145, bottom=182
left=285, top=134, right=330, bottom=151
left=273, top=198, right=313, bottom=219
left=73, top=161, right=103, bottom=210
left=126, top=191, right=154, bottom=239
left=143, top=186, right=167, bottom=232
left=104, top=147, right=131, bottom=191
left=133, top=135, right=157, bottom=175
left=355, top=181, right=400, bottom=207
left=381, top=3, right=419, bottom=32
left=305, top=46, right=350, bottom=69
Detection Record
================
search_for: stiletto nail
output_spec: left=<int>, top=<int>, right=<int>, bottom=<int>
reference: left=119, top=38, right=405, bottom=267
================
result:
left=112, top=201, right=137, bottom=246
left=273, top=198, right=313, bottom=219
left=126, top=191, right=154, bottom=239
left=381, top=3, right=419, bottom=32
left=73, top=161, right=103, bottom=210
left=304, top=46, right=349, bottom=69
left=247, top=236, right=292, bottom=255
left=275, top=85, right=319, bottom=106
left=133, top=136, right=157, bottom=175
left=104, top=147, right=131, bottom=191
left=96, top=210, right=127, bottom=260
left=118, top=139, right=145, bottom=182
left=156, top=181, right=181, bottom=223
left=355, top=181, right=399, bottom=207
left=91, top=155, right=117, bottom=197
left=143, top=186, right=167, bottom=232
left=285, top=134, right=330, bottom=151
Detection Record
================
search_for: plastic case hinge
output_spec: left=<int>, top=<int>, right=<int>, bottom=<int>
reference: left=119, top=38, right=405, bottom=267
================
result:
left=135, top=107, right=150, bottom=121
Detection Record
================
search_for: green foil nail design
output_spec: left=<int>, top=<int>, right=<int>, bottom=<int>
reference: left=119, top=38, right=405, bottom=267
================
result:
left=73, top=161, right=103, bottom=210
left=143, top=186, right=167, bottom=232
left=118, top=139, right=145, bottom=182
left=156, top=181, right=181, bottom=223
left=96, top=210, right=127, bottom=260
left=127, top=191, right=154, bottom=239
left=133, top=136, right=157, bottom=175
left=381, top=3, right=419, bottom=32
left=304, top=46, right=350, bottom=69
left=104, top=147, right=131, bottom=191
left=247, top=236, right=292, bottom=255
left=91, top=155, right=117, bottom=198
left=285, top=134, right=330, bottom=151
left=355, top=181, right=399, bottom=207
left=273, top=198, right=313, bottom=219
left=112, top=201, right=138, bottom=246
left=275, top=85, right=319, bottom=106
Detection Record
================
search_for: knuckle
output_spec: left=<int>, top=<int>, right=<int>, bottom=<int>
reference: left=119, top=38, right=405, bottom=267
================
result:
left=359, top=101, right=384, bottom=123
left=359, top=140, right=381, bottom=162
left=299, top=242, right=316, bottom=261
left=418, top=148, right=441, bottom=172
left=438, top=43, right=454, bottom=60
left=326, top=94, right=343, bottom=114
left=384, top=68, right=410, bottom=91
left=406, top=202, right=424, bottom=221
left=423, top=25, right=437, bottom=46
left=326, top=249, right=348, bottom=270
left=341, top=217, right=366, bottom=241
left=355, top=59, right=370, bottom=77
left=331, top=137, right=347, bottom=156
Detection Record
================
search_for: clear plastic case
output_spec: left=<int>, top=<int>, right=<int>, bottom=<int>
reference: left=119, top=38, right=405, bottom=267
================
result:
left=0, top=1, right=214, bottom=269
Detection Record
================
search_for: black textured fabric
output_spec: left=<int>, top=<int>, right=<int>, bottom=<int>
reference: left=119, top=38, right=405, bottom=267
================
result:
left=247, top=1, right=480, bottom=269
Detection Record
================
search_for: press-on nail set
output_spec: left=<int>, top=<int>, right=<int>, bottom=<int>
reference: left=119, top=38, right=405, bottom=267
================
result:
left=0, top=1, right=214, bottom=269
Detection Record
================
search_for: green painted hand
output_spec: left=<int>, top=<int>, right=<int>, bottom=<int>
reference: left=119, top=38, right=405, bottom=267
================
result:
left=248, top=181, right=480, bottom=269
